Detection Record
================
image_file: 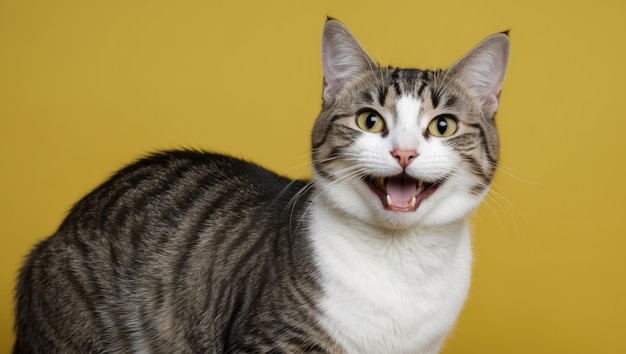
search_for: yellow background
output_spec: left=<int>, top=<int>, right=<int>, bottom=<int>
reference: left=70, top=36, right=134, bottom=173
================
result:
left=1, top=0, right=625, bottom=352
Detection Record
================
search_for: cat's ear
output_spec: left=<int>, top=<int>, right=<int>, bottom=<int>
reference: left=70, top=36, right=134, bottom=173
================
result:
left=447, top=32, right=510, bottom=118
left=322, top=19, right=379, bottom=103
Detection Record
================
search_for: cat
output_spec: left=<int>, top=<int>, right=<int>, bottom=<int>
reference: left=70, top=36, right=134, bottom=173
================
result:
left=13, top=18, right=509, bottom=354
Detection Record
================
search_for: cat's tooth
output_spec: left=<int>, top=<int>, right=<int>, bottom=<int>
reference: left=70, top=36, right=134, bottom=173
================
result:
left=376, top=177, right=386, bottom=190
left=386, top=194, right=393, bottom=207
left=418, top=179, right=424, bottom=190
left=409, top=196, right=416, bottom=209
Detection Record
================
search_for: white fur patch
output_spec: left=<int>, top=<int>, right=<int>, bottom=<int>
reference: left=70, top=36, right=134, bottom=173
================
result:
left=392, top=95, right=422, bottom=151
left=311, top=203, right=472, bottom=353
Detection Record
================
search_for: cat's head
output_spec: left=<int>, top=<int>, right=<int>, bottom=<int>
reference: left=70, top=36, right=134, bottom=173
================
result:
left=311, top=19, right=509, bottom=230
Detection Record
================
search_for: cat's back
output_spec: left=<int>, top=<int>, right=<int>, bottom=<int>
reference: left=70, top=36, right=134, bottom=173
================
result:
left=58, top=149, right=304, bottom=237
left=14, top=150, right=329, bottom=353
left=65, top=149, right=298, bottom=227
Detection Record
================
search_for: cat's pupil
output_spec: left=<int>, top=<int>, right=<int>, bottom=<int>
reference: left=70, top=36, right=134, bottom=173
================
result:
left=436, top=118, right=448, bottom=135
left=365, top=114, right=378, bottom=129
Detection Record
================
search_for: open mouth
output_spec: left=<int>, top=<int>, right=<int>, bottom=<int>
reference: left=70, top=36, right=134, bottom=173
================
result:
left=364, top=174, right=442, bottom=212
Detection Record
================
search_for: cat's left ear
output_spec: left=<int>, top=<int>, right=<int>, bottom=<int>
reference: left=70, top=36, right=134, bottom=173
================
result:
left=447, top=32, right=510, bottom=118
left=322, top=19, right=379, bottom=104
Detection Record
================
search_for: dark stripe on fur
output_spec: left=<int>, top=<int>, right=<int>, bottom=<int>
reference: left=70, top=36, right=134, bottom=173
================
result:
left=312, top=114, right=346, bottom=150
left=14, top=150, right=333, bottom=352
left=417, top=80, right=427, bottom=97
left=444, top=95, right=458, bottom=107
left=459, top=152, right=492, bottom=186
left=431, top=88, right=441, bottom=109
left=360, top=90, right=374, bottom=104
left=377, top=85, right=388, bottom=106
left=393, top=81, right=402, bottom=96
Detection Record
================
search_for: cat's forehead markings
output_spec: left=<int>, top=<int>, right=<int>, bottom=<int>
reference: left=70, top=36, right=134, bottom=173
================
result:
left=395, top=95, right=421, bottom=129
left=392, top=95, right=423, bottom=150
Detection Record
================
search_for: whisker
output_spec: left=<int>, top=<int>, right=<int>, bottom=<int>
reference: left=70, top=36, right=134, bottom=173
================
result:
left=495, top=164, right=544, bottom=186
left=280, top=158, right=366, bottom=234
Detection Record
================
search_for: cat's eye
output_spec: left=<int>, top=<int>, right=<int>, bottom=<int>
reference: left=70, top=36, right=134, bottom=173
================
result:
left=427, top=115, right=458, bottom=137
left=356, top=111, right=385, bottom=133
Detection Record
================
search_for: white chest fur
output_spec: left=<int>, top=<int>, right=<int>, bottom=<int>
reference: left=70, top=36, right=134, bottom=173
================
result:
left=310, top=204, right=473, bottom=354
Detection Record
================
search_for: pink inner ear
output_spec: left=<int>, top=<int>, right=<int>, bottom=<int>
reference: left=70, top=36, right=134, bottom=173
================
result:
left=484, top=94, right=500, bottom=118
left=322, top=77, right=335, bottom=102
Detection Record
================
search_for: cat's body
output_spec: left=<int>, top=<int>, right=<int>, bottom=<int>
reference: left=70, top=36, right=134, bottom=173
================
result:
left=14, top=19, right=509, bottom=353
left=14, top=151, right=337, bottom=353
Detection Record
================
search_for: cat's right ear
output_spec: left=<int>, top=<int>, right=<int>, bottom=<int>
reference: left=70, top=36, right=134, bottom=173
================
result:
left=322, top=19, right=378, bottom=104
left=447, top=32, right=510, bottom=119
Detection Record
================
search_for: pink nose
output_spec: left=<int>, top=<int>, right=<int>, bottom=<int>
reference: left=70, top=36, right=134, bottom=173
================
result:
left=391, top=148, right=419, bottom=168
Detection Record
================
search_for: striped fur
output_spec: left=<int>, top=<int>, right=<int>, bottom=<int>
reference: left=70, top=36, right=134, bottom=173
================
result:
left=14, top=19, right=509, bottom=353
left=14, top=151, right=339, bottom=353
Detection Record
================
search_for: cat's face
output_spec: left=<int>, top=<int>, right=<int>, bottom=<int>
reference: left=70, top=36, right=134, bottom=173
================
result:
left=312, top=20, right=509, bottom=230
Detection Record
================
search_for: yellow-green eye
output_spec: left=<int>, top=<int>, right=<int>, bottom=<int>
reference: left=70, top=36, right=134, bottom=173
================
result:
left=356, top=111, right=385, bottom=133
left=427, top=115, right=458, bottom=137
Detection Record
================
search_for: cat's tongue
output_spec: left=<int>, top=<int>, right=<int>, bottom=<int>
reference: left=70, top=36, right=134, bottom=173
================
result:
left=386, top=177, right=417, bottom=210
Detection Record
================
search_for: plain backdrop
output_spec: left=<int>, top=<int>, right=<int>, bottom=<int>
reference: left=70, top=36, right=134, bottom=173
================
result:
left=1, top=0, right=625, bottom=352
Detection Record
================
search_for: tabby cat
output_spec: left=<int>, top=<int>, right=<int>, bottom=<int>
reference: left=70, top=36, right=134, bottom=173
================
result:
left=14, top=19, right=509, bottom=353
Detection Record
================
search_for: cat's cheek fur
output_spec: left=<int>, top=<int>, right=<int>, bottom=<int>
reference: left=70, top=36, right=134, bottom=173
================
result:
left=312, top=172, right=383, bottom=224
left=423, top=176, right=489, bottom=225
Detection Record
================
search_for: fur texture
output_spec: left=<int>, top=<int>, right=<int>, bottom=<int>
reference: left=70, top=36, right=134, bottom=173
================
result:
left=14, top=19, right=509, bottom=353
